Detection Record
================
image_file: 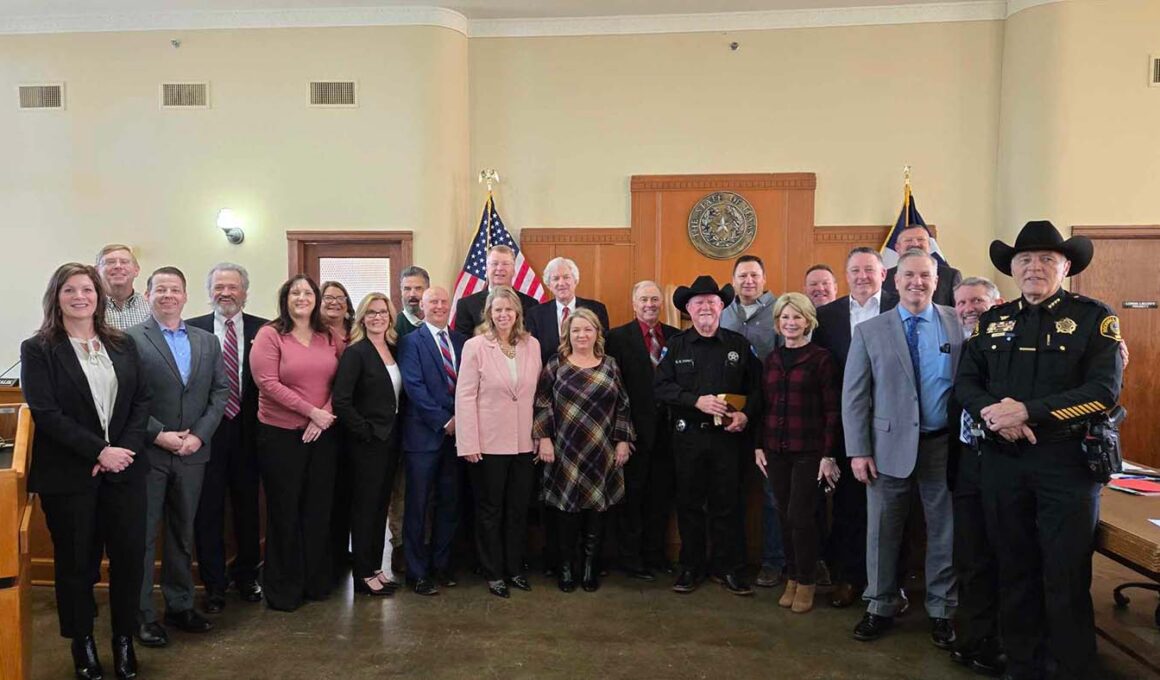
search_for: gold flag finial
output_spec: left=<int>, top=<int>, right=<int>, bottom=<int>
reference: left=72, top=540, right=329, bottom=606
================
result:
left=478, top=169, right=500, bottom=194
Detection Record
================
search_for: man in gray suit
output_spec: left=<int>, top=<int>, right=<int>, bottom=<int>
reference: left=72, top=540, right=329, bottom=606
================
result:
left=842, top=250, right=962, bottom=649
left=126, top=266, right=228, bottom=648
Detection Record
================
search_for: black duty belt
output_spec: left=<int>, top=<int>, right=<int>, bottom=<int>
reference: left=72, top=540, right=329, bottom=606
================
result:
left=673, top=418, right=721, bottom=433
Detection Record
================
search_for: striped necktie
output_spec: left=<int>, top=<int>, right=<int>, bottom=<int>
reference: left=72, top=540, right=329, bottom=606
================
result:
left=648, top=327, right=662, bottom=368
left=438, top=330, right=457, bottom=393
left=223, top=318, right=241, bottom=419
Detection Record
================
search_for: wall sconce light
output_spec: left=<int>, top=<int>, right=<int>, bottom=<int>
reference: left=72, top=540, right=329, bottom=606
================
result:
left=217, top=209, right=245, bottom=244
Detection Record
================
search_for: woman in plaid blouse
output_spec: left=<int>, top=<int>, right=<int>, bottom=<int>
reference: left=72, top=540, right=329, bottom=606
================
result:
left=755, top=292, right=841, bottom=614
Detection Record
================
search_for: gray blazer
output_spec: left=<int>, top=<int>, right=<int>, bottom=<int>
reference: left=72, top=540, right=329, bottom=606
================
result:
left=841, top=304, right=963, bottom=478
left=126, top=317, right=229, bottom=466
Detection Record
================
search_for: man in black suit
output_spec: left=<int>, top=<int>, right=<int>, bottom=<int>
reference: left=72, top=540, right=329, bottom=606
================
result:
left=188, top=263, right=268, bottom=613
left=882, top=225, right=962, bottom=306
left=452, top=245, right=538, bottom=335
left=605, top=281, right=679, bottom=581
left=812, top=246, right=899, bottom=608
left=525, top=256, right=610, bottom=365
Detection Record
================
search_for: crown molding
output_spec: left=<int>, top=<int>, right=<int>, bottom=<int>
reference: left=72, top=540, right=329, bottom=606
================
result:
left=0, top=1, right=1068, bottom=39
left=0, top=6, right=468, bottom=36
left=469, top=2, right=1006, bottom=38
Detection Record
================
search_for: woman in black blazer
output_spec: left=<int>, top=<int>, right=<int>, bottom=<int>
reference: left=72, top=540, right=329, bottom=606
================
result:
left=332, top=292, right=402, bottom=596
left=21, top=263, right=152, bottom=680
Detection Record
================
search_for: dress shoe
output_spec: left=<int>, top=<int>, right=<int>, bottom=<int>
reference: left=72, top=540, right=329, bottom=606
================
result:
left=791, top=583, right=816, bottom=614
left=135, top=622, right=168, bottom=648
left=236, top=580, right=263, bottom=603
left=507, top=574, right=532, bottom=591
left=970, top=650, right=1006, bottom=676
left=852, top=613, right=894, bottom=641
left=487, top=580, right=510, bottom=598
left=111, top=635, right=137, bottom=680
left=204, top=588, right=226, bottom=614
left=354, top=576, right=394, bottom=597
left=672, top=569, right=700, bottom=594
left=434, top=570, right=457, bottom=588
left=754, top=565, right=784, bottom=588
left=412, top=578, right=439, bottom=596
left=71, top=635, right=104, bottom=680
left=624, top=566, right=656, bottom=582
left=930, top=617, right=956, bottom=650
left=719, top=572, right=754, bottom=596
left=779, top=580, right=799, bottom=608
left=830, top=582, right=861, bottom=608
left=557, top=563, right=576, bottom=593
left=163, top=609, right=213, bottom=634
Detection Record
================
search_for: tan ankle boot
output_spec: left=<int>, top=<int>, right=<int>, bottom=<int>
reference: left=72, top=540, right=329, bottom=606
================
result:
left=792, top=583, right=816, bottom=613
left=778, top=580, right=798, bottom=608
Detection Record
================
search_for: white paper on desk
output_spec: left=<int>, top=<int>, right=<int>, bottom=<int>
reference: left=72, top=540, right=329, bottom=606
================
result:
left=1149, top=519, right=1160, bottom=529
left=1123, top=461, right=1149, bottom=472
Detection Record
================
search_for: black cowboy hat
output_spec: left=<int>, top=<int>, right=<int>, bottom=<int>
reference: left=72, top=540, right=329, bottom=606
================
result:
left=673, top=275, right=734, bottom=311
left=989, top=220, right=1094, bottom=277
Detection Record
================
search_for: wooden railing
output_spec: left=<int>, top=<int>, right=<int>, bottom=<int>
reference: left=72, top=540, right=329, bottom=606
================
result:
left=0, top=405, right=34, bottom=680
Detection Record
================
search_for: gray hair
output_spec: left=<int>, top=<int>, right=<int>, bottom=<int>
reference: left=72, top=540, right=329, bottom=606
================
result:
left=896, top=248, right=937, bottom=269
left=846, top=246, right=884, bottom=265
left=399, top=265, right=430, bottom=285
left=631, top=280, right=661, bottom=299
left=955, top=276, right=1000, bottom=301
left=206, top=262, right=250, bottom=294
left=543, top=256, right=580, bottom=284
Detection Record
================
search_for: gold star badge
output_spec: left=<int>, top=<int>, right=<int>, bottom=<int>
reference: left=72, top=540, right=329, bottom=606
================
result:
left=1055, top=318, right=1077, bottom=335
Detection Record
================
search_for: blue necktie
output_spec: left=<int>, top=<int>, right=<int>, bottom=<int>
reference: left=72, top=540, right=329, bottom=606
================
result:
left=905, top=315, right=922, bottom=403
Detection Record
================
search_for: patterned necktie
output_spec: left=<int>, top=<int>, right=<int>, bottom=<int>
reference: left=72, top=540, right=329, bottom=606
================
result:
left=905, top=315, right=922, bottom=402
left=560, top=305, right=570, bottom=332
left=438, top=330, right=457, bottom=394
left=223, top=318, right=241, bottom=419
left=648, top=327, right=662, bottom=368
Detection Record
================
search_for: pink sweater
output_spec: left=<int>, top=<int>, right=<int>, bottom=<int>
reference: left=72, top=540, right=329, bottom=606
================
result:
left=250, top=325, right=340, bottom=430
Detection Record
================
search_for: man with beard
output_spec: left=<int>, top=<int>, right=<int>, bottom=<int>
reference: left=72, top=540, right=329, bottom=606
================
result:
left=189, top=263, right=268, bottom=612
left=396, top=266, right=429, bottom=338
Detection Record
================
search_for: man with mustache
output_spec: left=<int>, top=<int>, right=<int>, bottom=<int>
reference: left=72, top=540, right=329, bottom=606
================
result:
left=605, top=281, right=679, bottom=581
left=396, top=266, right=429, bottom=338
left=656, top=275, right=762, bottom=596
left=844, top=250, right=962, bottom=647
left=188, top=263, right=268, bottom=614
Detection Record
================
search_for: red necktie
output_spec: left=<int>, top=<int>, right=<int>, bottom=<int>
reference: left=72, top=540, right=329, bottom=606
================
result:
left=223, top=318, right=241, bottom=419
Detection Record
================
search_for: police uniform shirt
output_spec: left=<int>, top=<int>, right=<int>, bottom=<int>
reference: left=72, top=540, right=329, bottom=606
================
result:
left=654, top=326, right=763, bottom=434
left=955, top=287, right=1122, bottom=433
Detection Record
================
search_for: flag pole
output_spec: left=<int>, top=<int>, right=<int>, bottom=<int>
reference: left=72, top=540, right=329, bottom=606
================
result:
left=903, top=164, right=912, bottom=227
left=478, top=169, right=500, bottom=250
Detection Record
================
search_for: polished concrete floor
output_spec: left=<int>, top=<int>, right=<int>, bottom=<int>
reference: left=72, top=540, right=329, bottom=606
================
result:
left=29, top=555, right=1159, bottom=680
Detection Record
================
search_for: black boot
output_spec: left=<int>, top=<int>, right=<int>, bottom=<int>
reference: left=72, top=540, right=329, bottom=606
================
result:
left=111, top=635, right=138, bottom=680
left=581, top=511, right=604, bottom=592
left=71, top=635, right=104, bottom=680
left=557, top=510, right=579, bottom=593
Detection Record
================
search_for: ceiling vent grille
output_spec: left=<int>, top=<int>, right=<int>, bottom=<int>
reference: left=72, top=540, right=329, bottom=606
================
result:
left=19, top=84, right=64, bottom=110
left=310, top=81, right=357, bottom=107
left=1152, top=56, right=1160, bottom=87
left=161, top=82, right=209, bottom=108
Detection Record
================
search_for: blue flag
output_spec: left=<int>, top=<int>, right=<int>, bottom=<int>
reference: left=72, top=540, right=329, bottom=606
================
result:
left=880, top=191, right=948, bottom=269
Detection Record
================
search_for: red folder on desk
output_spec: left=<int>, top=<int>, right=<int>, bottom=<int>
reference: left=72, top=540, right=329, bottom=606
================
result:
left=1108, top=478, right=1160, bottom=496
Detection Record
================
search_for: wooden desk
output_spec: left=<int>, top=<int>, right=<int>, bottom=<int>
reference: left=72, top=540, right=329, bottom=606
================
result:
left=0, top=406, right=33, bottom=680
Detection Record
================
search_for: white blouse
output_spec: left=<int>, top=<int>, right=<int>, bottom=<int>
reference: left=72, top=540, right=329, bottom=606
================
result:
left=385, top=362, right=402, bottom=413
left=70, top=336, right=119, bottom=440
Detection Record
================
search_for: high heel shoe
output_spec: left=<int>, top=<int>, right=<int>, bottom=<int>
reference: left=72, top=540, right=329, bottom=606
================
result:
left=111, top=635, right=138, bottom=679
left=374, top=570, right=400, bottom=589
left=71, top=635, right=104, bottom=680
left=354, top=576, right=393, bottom=597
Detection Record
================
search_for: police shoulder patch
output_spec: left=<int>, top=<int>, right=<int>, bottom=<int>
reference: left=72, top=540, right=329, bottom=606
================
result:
left=1100, top=315, right=1122, bottom=341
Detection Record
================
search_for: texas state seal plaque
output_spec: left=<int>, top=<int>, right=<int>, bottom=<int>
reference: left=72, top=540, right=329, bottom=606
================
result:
left=687, top=191, right=757, bottom=259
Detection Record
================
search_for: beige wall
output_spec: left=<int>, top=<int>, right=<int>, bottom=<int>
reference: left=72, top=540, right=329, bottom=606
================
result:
left=470, top=21, right=1005, bottom=280
left=0, top=25, right=468, bottom=366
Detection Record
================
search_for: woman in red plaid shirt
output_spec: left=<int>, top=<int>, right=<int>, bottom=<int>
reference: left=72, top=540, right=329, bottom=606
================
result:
left=755, top=292, right=841, bottom=614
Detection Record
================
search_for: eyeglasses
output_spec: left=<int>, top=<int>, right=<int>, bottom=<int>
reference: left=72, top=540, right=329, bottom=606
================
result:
left=322, top=295, right=347, bottom=304
left=364, top=310, right=391, bottom=318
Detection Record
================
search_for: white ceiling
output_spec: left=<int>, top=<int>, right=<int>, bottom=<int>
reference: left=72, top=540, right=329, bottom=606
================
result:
left=0, top=0, right=1000, bottom=21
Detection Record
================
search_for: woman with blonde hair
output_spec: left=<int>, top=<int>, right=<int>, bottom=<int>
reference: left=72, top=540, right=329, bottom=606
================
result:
left=534, top=307, right=635, bottom=593
left=456, top=286, right=542, bottom=598
left=333, top=293, right=404, bottom=596
left=754, top=292, right=840, bottom=614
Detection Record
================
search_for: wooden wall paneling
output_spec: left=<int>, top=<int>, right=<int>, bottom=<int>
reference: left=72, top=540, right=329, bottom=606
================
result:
left=519, top=228, right=634, bottom=325
left=812, top=226, right=891, bottom=297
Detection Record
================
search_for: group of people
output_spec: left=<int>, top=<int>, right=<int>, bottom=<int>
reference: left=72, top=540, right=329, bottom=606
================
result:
left=22, top=219, right=1123, bottom=680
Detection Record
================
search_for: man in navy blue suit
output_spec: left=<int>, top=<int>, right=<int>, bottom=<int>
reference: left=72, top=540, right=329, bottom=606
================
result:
left=398, top=286, right=467, bottom=596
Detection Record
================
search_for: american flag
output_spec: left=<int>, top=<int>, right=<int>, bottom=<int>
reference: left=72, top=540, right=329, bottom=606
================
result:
left=450, top=194, right=547, bottom=328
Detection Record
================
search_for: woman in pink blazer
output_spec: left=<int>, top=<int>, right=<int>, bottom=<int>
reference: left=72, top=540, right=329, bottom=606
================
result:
left=456, top=286, right=542, bottom=599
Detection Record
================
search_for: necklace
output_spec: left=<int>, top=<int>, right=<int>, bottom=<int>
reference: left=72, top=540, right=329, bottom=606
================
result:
left=498, top=339, right=517, bottom=359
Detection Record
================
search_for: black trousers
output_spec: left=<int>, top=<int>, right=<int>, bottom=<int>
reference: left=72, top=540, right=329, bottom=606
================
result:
left=330, top=429, right=353, bottom=573
left=672, top=428, right=742, bottom=576
left=613, top=423, right=676, bottom=570
left=469, top=453, right=534, bottom=581
left=824, top=452, right=867, bottom=588
left=768, top=450, right=823, bottom=585
left=194, top=414, right=263, bottom=590
left=953, top=448, right=1000, bottom=653
left=257, top=424, right=337, bottom=611
left=348, top=434, right=401, bottom=580
left=982, top=440, right=1100, bottom=680
left=40, top=475, right=147, bottom=639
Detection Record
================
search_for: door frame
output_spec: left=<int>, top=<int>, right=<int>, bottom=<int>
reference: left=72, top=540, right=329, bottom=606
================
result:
left=286, top=230, right=414, bottom=313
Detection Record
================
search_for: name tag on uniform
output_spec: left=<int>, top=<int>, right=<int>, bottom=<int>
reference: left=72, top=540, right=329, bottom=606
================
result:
left=987, top=320, right=1016, bottom=336
left=675, top=358, right=694, bottom=367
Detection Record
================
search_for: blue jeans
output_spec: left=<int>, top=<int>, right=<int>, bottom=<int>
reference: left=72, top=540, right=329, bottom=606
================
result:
left=762, top=476, right=786, bottom=570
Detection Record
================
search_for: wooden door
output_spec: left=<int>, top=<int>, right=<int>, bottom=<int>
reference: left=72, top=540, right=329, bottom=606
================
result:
left=287, top=231, right=413, bottom=313
left=1071, top=226, right=1160, bottom=468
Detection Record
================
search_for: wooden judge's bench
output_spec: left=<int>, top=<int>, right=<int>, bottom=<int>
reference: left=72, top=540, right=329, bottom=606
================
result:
left=0, top=388, right=33, bottom=680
